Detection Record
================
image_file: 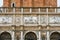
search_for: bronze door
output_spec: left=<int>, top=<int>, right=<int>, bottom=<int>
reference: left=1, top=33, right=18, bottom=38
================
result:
left=0, top=32, right=11, bottom=40
left=25, top=32, right=37, bottom=40
left=50, top=32, right=60, bottom=40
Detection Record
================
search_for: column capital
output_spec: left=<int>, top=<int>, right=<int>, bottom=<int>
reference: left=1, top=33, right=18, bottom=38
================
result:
left=38, top=25, right=42, bottom=31
left=46, top=25, right=50, bottom=30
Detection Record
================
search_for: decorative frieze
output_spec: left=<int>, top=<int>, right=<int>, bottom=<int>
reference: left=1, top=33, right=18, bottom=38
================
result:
left=49, top=16, right=60, bottom=24
left=0, top=15, right=13, bottom=24
left=24, top=15, right=38, bottom=24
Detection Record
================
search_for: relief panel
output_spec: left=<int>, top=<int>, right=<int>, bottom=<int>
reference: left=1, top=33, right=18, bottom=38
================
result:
left=24, top=15, right=38, bottom=24
left=16, top=16, right=21, bottom=24
left=40, top=15, right=47, bottom=24
left=49, top=16, right=60, bottom=24
left=0, top=15, right=13, bottom=24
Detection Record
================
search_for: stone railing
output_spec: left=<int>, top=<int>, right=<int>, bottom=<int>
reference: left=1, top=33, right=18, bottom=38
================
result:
left=0, top=7, right=60, bottom=14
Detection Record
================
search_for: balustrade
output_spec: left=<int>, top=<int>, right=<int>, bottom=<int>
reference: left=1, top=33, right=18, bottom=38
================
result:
left=0, top=7, right=60, bottom=13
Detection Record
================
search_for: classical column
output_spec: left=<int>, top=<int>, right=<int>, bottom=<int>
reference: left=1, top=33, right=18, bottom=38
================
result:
left=21, top=31, right=23, bottom=40
left=12, top=31, right=14, bottom=40
left=47, top=31, right=50, bottom=40
left=39, top=31, right=41, bottom=40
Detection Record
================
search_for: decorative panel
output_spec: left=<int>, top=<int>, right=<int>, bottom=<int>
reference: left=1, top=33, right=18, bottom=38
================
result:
left=0, top=15, right=13, bottom=24
left=40, top=15, right=47, bottom=24
left=16, top=16, right=21, bottom=24
left=24, top=15, right=38, bottom=24
left=49, top=16, right=60, bottom=24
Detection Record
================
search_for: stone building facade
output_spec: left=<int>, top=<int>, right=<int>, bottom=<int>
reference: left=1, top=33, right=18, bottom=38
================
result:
left=0, top=0, right=60, bottom=40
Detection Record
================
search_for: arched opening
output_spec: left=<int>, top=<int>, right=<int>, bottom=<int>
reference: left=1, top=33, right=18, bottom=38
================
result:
left=0, top=32, right=11, bottom=40
left=11, top=3, right=15, bottom=7
left=50, top=32, right=60, bottom=40
left=25, top=32, right=37, bottom=40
